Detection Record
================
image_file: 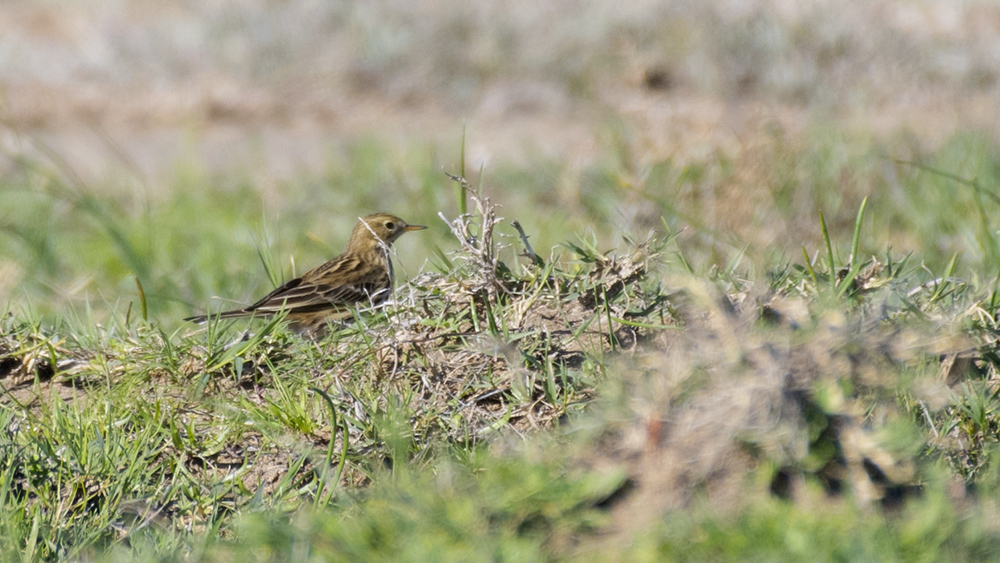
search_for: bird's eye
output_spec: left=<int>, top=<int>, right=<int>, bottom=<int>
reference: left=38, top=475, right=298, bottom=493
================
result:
left=385, top=221, right=395, bottom=230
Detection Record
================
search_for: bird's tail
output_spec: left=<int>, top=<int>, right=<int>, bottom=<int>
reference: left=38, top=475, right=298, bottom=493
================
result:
left=183, top=309, right=257, bottom=324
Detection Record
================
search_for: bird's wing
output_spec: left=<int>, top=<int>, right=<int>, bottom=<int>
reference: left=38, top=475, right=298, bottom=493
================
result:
left=183, top=276, right=372, bottom=322
left=246, top=258, right=391, bottom=315
left=186, top=252, right=394, bottom=323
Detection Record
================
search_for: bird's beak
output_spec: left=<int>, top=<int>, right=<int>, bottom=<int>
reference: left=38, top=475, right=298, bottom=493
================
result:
left=404, top=224, right=427, bottom=232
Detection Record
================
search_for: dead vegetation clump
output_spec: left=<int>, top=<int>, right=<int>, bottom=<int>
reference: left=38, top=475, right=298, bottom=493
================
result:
left=304, top=177, right=675, bottom=447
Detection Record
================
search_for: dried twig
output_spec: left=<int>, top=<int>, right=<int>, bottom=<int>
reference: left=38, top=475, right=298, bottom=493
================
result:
left=511, top=220, right=543, bottom=268
left=437, top=172, right=507, bottom=297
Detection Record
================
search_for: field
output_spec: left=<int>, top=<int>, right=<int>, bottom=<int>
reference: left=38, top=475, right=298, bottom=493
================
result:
left=3, top=0, right=1000, bottom=560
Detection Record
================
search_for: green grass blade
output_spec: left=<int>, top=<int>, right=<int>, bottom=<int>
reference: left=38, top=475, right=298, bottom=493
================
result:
left=820, top=210, right=836, bottom=291
left=457, top=126, right=468, bottom=215
left=850, top=196, right=868, bottom=265
left=135, top=275, right=148, bottom=322
left=802, top=246, right=820, bottom=290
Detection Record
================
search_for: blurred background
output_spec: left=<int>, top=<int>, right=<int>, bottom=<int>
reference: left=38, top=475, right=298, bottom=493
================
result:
left=1, top=0, right=998, bottom=322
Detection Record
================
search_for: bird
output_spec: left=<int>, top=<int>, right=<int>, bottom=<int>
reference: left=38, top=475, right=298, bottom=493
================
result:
left=185, top=213, right=426, bottom=333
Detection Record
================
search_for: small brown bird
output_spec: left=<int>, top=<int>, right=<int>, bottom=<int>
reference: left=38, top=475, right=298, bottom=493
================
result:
left=185, top=213, right=426, bottom=333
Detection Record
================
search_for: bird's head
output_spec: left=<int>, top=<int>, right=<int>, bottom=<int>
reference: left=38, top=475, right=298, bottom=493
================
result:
left=350, top=213, right=426, bottom=250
